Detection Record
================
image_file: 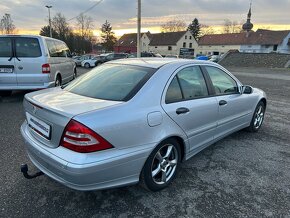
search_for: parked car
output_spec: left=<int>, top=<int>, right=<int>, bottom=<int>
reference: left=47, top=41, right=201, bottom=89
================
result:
left=0, top=35, right=76, bottom=96
left=93, top=53, right=128, bottom=66
left=81, top=56, right=101, bottom=68
left=128, top=52, right=163, bottom=58
left=165, top=54, right=179, bottom=58
left=209, top=55, right=220, bottom=63
left=21, top=58, right=266, bottom=191
left=73, top=55, right=95, bottom=67
left=196, top=55, right=209, bottom=60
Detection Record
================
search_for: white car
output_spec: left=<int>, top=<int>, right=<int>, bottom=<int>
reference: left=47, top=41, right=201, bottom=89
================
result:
left=81, top=56, right=100, bottom=68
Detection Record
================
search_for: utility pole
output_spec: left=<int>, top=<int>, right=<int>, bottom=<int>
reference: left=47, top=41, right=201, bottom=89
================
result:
left=45, top=5, right=52, bottom=38
left=137, top=0, right=141, bottom=58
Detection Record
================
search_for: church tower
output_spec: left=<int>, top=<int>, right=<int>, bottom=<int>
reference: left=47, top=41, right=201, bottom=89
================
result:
left=242, top=1, right=254, bottom=37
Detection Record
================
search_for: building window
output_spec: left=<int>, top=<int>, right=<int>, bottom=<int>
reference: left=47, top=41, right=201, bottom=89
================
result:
left=273, top=45, right=278, bottom=51
left=189, top=43, right=192, bottom=48
left=189, top=36, right=192, bottom=40
left=185, top=35, right=187, bottom=39
left=183, top=42, right=186, bottom=48
left=168, top=46, right=172, bottom=51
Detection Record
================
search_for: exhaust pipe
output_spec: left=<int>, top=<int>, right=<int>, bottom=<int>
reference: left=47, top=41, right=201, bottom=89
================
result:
left=20, top=164, right=44, bottom=179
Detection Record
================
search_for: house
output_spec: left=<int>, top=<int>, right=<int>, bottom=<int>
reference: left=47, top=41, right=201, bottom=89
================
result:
left=114, top=30, right=198, bottom=57
left=113, top=32, right=152, bottom=53
left=198, top=30, right=290, bottom=56
left=148, top=31, right=198, bottom=57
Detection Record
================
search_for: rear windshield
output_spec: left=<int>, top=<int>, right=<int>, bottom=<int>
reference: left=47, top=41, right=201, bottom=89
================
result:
left=15, top=37, right=41, bottom=57
left=64, top=64, right=156, bottom=101
left=0, top=38, right=12, bottom=57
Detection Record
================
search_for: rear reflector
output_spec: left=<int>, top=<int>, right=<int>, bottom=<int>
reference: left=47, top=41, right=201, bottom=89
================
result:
left=42, top=63, right=50, bottom=74
left=60, top=119, right=114, bottom=153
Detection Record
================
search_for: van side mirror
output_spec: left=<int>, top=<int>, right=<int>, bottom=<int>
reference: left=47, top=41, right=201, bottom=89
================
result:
left=242, top=85, right=253, bottom=94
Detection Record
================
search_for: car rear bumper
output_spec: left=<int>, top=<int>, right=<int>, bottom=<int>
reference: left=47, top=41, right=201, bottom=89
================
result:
left=0, top=82, right=54, bottom=90
left=20, top=121, right=153, bottom=191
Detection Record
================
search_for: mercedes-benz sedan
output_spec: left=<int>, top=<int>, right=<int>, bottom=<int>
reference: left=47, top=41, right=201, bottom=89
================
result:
left=21, top=58, right=266, bottom=191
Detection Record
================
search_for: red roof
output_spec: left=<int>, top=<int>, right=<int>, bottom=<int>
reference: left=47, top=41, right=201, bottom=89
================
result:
left=198, top=29, right=290, bottom=46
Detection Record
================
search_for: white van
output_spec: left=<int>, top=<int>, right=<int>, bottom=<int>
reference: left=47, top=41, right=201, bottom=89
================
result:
left=0, top=35, right=77, bottom=96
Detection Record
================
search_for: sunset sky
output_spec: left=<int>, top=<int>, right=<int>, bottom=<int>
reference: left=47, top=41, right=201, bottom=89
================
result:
left=1, top=0, right=290, bottom=37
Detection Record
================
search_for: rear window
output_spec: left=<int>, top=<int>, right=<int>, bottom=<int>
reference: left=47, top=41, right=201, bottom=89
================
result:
left=0, top=38, right=12, bottom=57
left=64, top=64, right=156, bottom=101
left=15, top=37, right=41, bottom=57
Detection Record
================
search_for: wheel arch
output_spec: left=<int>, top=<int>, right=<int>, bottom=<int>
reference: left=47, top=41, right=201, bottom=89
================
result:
left=260, top=97, right=267, bottom=109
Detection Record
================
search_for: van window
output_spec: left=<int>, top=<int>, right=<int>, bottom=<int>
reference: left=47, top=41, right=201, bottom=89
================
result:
left=0, top=38, right=12, bottom=57
left=15, top=37, right=41, bottom=57
left=46, top=39, right=69, bottom=57
left=55, top=41, right=67, bottom=57
left=46, top=39, right=58, bottom=57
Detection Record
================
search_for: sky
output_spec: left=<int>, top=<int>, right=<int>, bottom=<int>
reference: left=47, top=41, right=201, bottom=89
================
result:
left=0, top=0, right=290, bottom=37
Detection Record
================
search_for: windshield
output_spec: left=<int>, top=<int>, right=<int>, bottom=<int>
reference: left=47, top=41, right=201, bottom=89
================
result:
left=64, top=64, right=156, bottom=101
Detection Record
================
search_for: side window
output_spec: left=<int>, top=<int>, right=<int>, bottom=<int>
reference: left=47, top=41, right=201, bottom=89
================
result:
left=0, top=38, right=12, bottom=57
left=165, top=76, right=183, bottom=103
left=205, top=66, right=239, bottom=95
left=46, top=39, right=58, bottom=57
left=165, top=66, right=208, bottom=104
left=15, top=37, right=41, bottom=57
left=178, top=67, right=208, bottom=99
left=55, top=41, right=67, bottom=57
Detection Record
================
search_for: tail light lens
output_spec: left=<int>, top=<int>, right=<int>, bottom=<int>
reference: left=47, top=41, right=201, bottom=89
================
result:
left=42, top=63, right=50, bottom=74
left=60, top=119, right=114, bottom=153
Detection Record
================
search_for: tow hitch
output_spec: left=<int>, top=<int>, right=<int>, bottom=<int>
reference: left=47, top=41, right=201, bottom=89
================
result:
left=20, top=164, right=44, bottom=179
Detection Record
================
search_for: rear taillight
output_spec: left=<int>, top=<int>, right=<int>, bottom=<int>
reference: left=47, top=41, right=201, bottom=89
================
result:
left=42, top=63, right=50, bottom=74
left=60, top=119, right=114, bottom=153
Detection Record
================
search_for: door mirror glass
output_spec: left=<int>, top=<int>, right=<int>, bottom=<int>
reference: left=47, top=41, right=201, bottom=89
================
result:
left=242, top=85, right=253, bottom=94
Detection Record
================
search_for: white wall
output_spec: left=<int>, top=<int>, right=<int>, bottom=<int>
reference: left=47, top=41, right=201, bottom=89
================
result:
left=197, top=45, right=240, bottom=56
left=277, top=32, right=290, bottom=54
left=141, top=34, right=151, bottom=52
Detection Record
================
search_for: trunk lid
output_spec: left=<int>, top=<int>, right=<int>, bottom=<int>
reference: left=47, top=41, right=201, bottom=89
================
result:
left=24, top=88, right=123, bottom=148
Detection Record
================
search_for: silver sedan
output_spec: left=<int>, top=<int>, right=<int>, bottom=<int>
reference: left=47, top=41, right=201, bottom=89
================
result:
left=20, top=58, right=267, bottom=191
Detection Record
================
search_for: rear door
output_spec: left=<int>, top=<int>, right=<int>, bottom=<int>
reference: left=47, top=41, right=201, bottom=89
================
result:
left=14, top=37, right=45, bottom=86
left=203, top=66, right=251, bottom=139
left=0, top=37, right=16, bottom=88
left=161, top=65, right=218, bottom=152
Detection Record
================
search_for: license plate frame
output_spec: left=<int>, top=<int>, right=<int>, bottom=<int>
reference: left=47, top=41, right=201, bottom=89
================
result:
left=26, top=112, right=51, bottom=140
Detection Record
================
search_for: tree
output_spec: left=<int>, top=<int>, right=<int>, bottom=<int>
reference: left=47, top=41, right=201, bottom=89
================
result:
left=187, top=18, right=201, bottom=40
left=76, top=14, right=94, bottom=39
left=161, top=19, right=187, bottom=32
left=200, top=24, right=216, bottom=37
left=39, top=25, right=58, bottom=38
left=222, top=19, right=242, bottom=34
left=0, top=13, right=16, bottom=34
left=52, top=13, right=71, bottom=41
left=100, top=20, right=117, bottom=52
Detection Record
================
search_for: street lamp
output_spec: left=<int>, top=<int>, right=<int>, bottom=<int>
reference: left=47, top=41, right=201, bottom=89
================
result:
left=45, top=5, right=52, bottom=38
left=137, top=0, right=141, bottom=58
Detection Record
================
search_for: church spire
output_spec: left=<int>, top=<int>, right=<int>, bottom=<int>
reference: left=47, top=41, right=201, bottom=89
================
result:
left=242, top=0, right=254, bottom=36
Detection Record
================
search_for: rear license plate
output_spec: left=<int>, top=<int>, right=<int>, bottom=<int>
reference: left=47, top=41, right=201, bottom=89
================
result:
left=0, top=68, right=13, bottom=73
left=26, top=112, right=51, bottom=140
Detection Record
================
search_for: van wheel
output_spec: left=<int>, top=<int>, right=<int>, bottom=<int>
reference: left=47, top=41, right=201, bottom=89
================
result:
left=0, top=91, right=12, bottom=97
left=140, top=138, right=181, bottom=191
left=84, top=63, right=90, bottom=68
left=55, top=75, right=62, bottom=87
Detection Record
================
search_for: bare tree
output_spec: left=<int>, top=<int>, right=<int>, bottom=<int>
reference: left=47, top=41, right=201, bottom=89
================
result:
left=52, top=13, right=71, bottom=40
left=0, top=13, right=16, bottom=34
left=161, top=19, right=187, bottom=32
left=76, top=14, right=94, bottom=39
left=200, top=24, right=215, bottom=37
left=222, top=19, right=242, bottom=34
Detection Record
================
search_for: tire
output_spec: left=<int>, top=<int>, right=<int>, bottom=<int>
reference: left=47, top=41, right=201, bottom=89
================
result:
left=141, top=138, right=181, bottom=191
left=0, top=90, right=12, bottom=97
left=96, top=62, right=101, bottom=66
left=84, top=63, right=90, bottom=68
left=247, top=101, right=265, bottom=132
left=55, top=75, right=62, bottom=87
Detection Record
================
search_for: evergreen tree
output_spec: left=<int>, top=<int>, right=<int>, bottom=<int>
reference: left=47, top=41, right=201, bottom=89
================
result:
left=101, top=20, right=117, bottom=52
left=187, top=18, right=201, bottom=40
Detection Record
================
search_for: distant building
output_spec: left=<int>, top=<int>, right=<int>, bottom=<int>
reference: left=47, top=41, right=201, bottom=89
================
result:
left=114, top=30, right=198, bottom=57
left=198, top=4, right=290, bottom=55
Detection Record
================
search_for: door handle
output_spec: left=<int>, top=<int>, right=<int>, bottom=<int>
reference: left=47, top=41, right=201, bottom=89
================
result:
left=219, top=100, right=227, bottom=106
left=176, top=107, right=190, bottom=115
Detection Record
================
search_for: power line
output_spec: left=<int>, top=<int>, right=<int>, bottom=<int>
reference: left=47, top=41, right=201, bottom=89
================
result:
left=68, top=0, right=103, bottom=21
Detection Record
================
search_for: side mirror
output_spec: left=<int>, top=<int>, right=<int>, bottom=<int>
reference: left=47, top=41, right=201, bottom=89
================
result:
left=242, top=85, right=253, bottom=94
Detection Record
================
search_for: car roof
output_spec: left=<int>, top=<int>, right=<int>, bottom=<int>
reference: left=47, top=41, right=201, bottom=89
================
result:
left=109, top=58, right=212, bottom=69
